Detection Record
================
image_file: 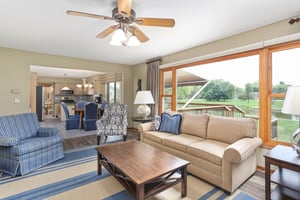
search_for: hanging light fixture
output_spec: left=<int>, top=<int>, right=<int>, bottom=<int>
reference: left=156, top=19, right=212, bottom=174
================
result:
left=61, top=74, right=70, bottom=90
left=76, top=79, right=93, bottom=88
left=127, top=35, right=141, bottom=46
left=109, top=26, right=141, bottom=47
left=109, top=29, right=127, bottom=46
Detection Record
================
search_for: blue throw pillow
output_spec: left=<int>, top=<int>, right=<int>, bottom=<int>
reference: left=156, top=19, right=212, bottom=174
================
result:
left=158, top=112, right=182, bottom=134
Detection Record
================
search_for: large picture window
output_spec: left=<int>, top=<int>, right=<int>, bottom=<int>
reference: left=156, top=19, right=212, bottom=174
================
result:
left=159, top=40, right=300, bottom=147
left=269, top=44, right=300, bottom=144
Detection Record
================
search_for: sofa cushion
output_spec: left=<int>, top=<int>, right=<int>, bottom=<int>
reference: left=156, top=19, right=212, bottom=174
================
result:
left=153, top=115, right=161, bottom=131
left=0, top=115, right=21, bottom=138
left=158, top=112, right=182, bottom=134
left=163, top=134, right=204, bottom=152
left=12, top=135, right=63, bottom=156
left=187, top=140, right=229, bottom=166
left=0, top=136, right=20, bottom=146
left=143, top=131, right=174, bottom=144
left=207, top=115, right=257, bottom=144
left=14, top=113, right=40, bottom=139
left=181, top=113, right=209, bottom=138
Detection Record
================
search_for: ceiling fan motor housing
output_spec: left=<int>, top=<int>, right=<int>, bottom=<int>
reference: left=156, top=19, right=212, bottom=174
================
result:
left=112, top=7, right=136, bottom=24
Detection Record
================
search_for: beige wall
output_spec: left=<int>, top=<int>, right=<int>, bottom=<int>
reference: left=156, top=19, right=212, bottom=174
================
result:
left=0, top=48, right=134, bottom=126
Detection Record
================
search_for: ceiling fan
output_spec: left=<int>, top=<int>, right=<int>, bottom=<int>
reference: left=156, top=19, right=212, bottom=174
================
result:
left=66, top=0, right=175, bottom=45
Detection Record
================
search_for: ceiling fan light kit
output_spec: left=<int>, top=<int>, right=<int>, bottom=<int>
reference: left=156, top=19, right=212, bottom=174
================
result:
left=66, top=0, right=175, bottom=46
left=108, top=28, right=141, bottom=46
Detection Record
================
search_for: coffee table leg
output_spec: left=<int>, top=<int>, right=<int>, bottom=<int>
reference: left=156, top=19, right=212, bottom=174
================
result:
left=97, top=152, right=102, bottom=175
left=136, top=184, right=144, bottom=200
left=181, top=166, right=187, bottom=197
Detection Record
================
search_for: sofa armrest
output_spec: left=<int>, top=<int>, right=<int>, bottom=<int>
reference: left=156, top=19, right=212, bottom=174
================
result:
left=37, top=127, right=58, bottom=137
left=138, top=122, right=155, bottom=132
left=224, top=137, right=262, bottom=163
left=0, top=136, right=20, bottom=146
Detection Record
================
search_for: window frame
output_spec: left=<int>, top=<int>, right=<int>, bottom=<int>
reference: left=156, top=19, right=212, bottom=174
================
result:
left=159, top=40, right=300, bottom=148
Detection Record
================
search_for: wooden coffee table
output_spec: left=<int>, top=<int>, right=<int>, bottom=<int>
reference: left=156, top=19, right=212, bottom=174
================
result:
left=96, top=140, right=190, bottom=200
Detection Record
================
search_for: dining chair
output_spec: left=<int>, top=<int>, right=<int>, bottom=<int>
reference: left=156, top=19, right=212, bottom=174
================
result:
left=61, top=102, right=80, bottom=130
left=96, top=103, right=128, bottom=145
left=83, top=102, right=98, bottom=131
left=76, top=100, right=86, bottom=109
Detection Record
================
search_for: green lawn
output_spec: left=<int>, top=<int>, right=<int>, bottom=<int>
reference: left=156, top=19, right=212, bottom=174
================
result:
left=178, top=98, right=293, bottom=143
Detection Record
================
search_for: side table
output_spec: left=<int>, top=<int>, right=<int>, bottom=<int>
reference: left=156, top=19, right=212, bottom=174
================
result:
left=131, top=116, right=154, bottom=123
left=264, top=145, right=300, bottom=200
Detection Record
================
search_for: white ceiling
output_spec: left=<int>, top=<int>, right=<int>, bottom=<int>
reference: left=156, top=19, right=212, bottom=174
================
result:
left=1, top=0, right=300, bottom=77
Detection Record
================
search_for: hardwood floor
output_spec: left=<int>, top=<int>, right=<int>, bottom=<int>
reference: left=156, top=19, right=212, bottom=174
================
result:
left=63, top=135, right=97, bottom=150
left=63, top=128, right=140, bottom=151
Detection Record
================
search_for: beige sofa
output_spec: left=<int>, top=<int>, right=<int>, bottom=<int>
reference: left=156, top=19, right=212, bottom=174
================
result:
left=138, top=113, right=262, bottom=193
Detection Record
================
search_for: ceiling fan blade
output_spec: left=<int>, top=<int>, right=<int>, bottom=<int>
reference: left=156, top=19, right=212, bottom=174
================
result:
left=117, top=0, right=132, bottom=16
left=135, top=17, right=175, bottom=27
left=66, top=10, right=112, bottom=20
left=131, top=26, right=149, bottom=43
left=96, top=25, right=119, bottom=38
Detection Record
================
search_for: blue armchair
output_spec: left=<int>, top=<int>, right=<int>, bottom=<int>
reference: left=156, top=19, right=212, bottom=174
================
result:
left=96, top=103, right=128, bottom=145
left=0, top=113, right=64, bottom=177
left=83, top=102, right=98, bottom=131
left=61, top=102, right=80, bottom=130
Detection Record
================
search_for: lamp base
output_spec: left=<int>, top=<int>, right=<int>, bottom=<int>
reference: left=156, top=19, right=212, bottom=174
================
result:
left=290, top=128, right=300, bottom=156
left=137, top=104, right=151, bottom=119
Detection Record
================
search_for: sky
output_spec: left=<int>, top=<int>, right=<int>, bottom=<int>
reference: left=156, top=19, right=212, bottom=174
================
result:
left=181, top=47, right=300, bottom=88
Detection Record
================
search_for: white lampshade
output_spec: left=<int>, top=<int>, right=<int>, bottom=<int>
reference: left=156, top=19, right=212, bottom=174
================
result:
left=134, top=91, right=155, bottom=104
left=61, top=86, right=70, bottom=90
left=127, top=35, right=141, bottom=46
left=282, top=86, right=300, bottom=115
left=76, top=84, right=82, bottom=88
left=134, top=90, right=155, bottom=118
left=109, top=29, right=126, bottom=46
left=282, top=85, right=300, bottom=156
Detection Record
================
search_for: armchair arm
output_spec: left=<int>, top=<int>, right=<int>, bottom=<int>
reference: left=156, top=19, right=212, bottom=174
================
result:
left=0, top=136, right=20, bottom=146
left=138, top=122, right=155, bottom=132
left=37, top=127, right=58, bottom=137
left=224, top=137, right=262, bottom=163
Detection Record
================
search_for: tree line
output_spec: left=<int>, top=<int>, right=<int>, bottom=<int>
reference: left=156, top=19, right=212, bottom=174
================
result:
left=177, top=80, right=288, bottom=102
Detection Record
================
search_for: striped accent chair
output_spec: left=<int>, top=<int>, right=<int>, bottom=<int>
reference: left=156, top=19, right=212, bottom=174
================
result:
left=0, top=113, right=64, bottom=177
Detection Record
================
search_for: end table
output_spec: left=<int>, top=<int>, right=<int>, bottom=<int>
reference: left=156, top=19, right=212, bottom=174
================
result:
left=131, top=116, right=154, bottom=123
left=264, top=145, right=300, bottom=200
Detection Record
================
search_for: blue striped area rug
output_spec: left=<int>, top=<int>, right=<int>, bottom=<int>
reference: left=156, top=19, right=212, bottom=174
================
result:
left=0, top=146, right=257, bottom=200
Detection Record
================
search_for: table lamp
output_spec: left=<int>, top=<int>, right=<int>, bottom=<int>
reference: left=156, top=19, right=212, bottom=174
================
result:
left=134, top=90, right=155, bottom=119
left=281, top=86, right=300, bottom=156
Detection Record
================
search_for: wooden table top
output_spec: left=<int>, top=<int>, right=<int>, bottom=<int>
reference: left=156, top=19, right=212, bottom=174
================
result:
left=264, top=145, right=300, bottom=167
left=95, top=140, right=189, bottom=184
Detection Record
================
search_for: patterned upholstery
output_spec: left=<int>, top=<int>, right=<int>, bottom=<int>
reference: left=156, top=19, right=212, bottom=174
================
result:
left=96, top=103, right=128, bottom=145
left=61, top=102, right=80, bottom=130
left=0, top=113, right=64, bottom=177
left=83, top=102, right=98, bottom=131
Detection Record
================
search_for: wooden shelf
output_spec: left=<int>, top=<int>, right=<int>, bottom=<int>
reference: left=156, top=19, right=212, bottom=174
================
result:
left=271, top=186, right=300, bottom=200
left=271, top=168, right=300, bottom=193
left=264, top=145, right=300, bottom=200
